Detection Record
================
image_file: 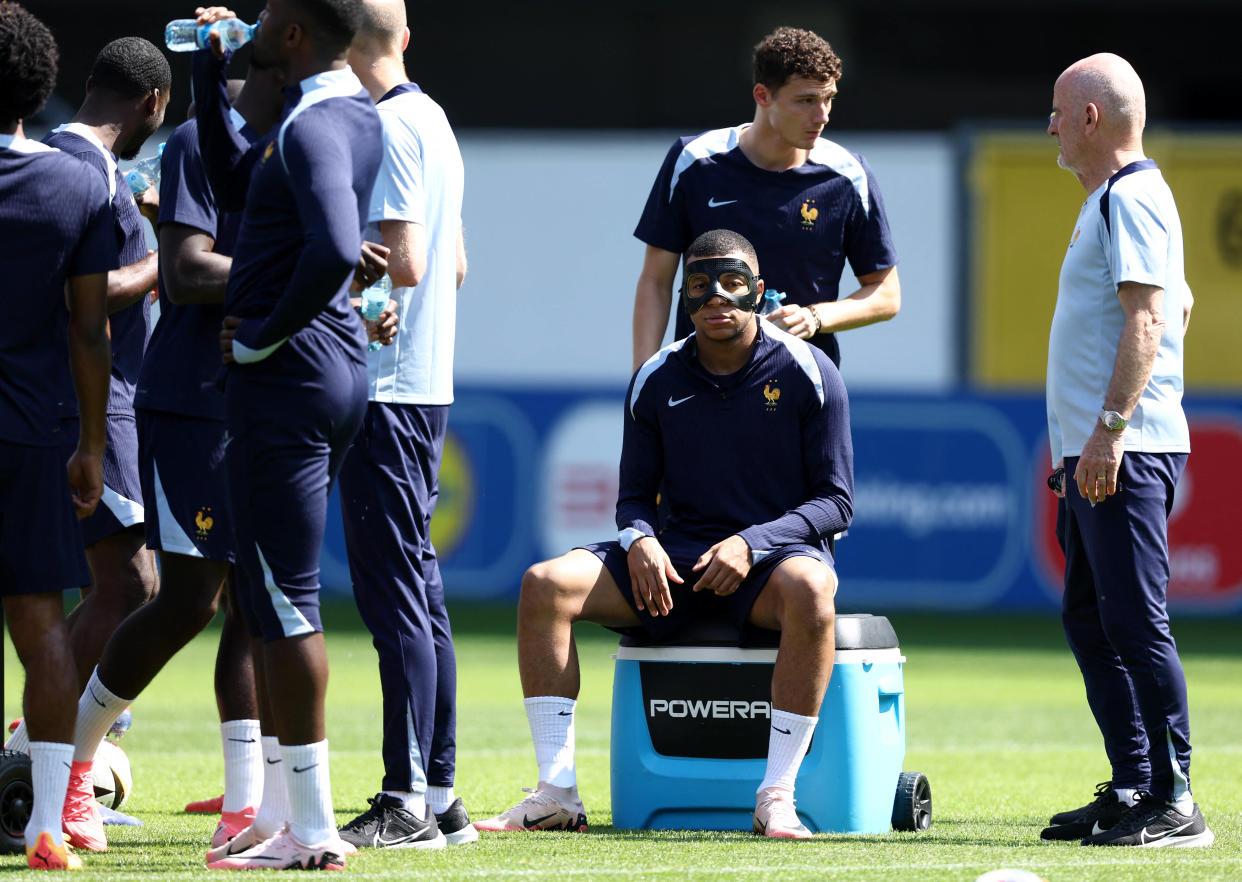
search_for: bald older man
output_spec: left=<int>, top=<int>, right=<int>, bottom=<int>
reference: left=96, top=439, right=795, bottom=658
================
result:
left=1040, top=53, right=1212, bottom=849
left=334, top=0, right=471, bottom=851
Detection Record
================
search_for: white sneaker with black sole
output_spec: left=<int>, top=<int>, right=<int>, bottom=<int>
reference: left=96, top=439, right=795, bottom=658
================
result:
left=338, top=794, right=447, bottom=850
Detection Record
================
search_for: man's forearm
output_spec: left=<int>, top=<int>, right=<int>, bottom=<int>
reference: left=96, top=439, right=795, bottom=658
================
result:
left=164, top=250, right=232, bottom=305
left=1105, top=307, right=1164, bottom=417
left=813, top=267, right=900, bottom=333
left=68, top=317, right=110, bottom=453
left=632, top=279, right=672, bottom=370
left=106, top=252, right=158, bottom=315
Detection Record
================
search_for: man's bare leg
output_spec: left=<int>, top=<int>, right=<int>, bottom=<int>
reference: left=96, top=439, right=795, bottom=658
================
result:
left=478, top=550, right=639, bottom=833
left=747, top=555, right=837, bottom=839
left=67, top=529, right=159, bottom=687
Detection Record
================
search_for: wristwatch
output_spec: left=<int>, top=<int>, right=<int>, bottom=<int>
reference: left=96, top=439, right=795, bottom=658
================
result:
left=1099, top=410, right=1129, bottom=432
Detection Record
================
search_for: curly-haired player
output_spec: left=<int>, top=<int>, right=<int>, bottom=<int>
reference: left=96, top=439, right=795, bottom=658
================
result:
left=632, top=26, right=900, bottom=371
left=1, top=1, right=116, bottom=869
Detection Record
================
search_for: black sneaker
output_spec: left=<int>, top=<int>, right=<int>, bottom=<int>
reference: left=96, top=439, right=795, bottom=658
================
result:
left=339, top=794, right=447, bottom=849
left=1081, top=791, right=1214, bottom=848
left=434, top=798, right=480, bottom=845
left=1040, top=782, right=1128, bottom=840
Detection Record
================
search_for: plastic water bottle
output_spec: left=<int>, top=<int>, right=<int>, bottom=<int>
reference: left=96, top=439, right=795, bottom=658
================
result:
left=165, top=18, right=258, bottom=53
left=360, top=275, right=391, bottom=352
left=759, top=289, right=787, bottom=317
left=125, top=142, right=165, bottom=197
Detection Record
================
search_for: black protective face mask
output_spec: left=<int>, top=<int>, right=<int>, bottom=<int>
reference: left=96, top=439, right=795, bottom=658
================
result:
left=680, top=258, right=762, bottom=314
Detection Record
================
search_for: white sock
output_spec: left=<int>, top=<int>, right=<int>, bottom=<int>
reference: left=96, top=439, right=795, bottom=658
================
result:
left=427, top=785, right=455, bottom=815
left=252, top=736, right=290, bottom=837
left=759, top=709, right=818, bottom=794
left=382, top=790, right=427, bottom=820
left=221, top=719, right=263, bottom=813
left=524, top=696, right=577, bottom=789
left=73, top=669, right=131, bottom=764
left=1172, top=792, right=1195, bottom=814
left=5, top=719, right=29, bottom=754
left=26, top=742, right=74, bottom=848
left=282, top=740, right=334, bottom=845
left=1114, top=787, right=1139, bottom=806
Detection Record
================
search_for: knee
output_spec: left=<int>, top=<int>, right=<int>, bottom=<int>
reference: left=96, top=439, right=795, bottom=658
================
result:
left=519, top=559, right=574, bottom=619
left=779, top=570, right=836, bottom=633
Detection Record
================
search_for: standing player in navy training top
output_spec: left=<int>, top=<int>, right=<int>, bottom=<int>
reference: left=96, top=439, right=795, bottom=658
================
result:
left=55, top=63, right=290, bottom=855
left=0, top=1, right=114, bottom=869
left=632, top=26, right=900, bottom=371
left=40, top=37, right=170, bottom=689
left=335, top=0, right=472, bottom=852
left=478, top=229, right=852, bottom=840
left=6, top=35, right=169, bottom=846
left=187, top=1, right=382, bottom=870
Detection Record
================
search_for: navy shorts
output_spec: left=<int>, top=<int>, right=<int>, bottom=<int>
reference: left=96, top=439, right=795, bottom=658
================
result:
left=0, top=441, right=91, bottom=595
left=137, top=409, right=235, bottom=563
left=582, top=535, right=833, bottom=643
left=224, top=339, right=367, bottom=642
left=60, top=415, right=145, bottom=547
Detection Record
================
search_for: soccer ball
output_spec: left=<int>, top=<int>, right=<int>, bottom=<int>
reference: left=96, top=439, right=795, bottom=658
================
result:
left=91, top=740, right=132, bottom=810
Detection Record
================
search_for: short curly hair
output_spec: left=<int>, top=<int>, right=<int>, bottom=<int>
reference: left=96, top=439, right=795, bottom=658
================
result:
left=753, top=26, right=842, bottom=93
left=88, top=37, right=171, bottom=100
left=0, top=1, right=58, bottom=125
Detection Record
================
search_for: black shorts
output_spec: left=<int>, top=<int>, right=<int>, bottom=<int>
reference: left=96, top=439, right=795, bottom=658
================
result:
left=580, top=536, right=832, bottom=644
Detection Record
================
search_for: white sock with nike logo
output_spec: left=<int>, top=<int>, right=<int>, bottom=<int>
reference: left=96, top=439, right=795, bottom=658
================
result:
left=252, top=735, right=290, bottom=837
left=221, top=719, right=263, bottom=813
left=72, top=668, right=131, bottom=763
left=525, top=697, right=577, bottom=789
left=758, top=709, right=818, bottom=794
left=282, top=740, right=334, bottom=845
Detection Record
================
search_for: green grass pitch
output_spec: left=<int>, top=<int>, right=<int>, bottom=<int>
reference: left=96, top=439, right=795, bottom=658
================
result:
left=4, top=603, right=1240, bottom=880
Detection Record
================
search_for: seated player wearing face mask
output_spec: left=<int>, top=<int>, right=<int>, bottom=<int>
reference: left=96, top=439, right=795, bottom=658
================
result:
left=476, top=228, right=853, bottom=840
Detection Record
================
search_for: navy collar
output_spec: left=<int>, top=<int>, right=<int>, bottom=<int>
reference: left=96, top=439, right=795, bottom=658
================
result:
left=379, top=81, right=423, bottom=104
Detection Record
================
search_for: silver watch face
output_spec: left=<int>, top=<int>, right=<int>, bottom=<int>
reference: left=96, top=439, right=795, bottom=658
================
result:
left=1102, top=410, right=1128, bottom=431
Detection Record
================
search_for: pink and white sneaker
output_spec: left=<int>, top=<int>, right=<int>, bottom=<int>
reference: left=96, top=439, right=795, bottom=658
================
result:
left=205, top=823, right=278, bottom=864
left=752, top=787, right=813, bottom=839
left=207, top=826, right=347, bottom=871
left=62, top=760, right=107, bottom=852
left=473, top=784, right=587, bottom=832
left=211, top=807, right=259, bottom=848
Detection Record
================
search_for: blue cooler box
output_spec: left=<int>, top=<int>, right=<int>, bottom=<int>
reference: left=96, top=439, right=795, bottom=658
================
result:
left=610, top=614, right=910, bottom=833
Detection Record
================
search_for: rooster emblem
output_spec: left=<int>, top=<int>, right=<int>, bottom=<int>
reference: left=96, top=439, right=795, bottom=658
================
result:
left=800, top=200, right=818, bottom=228
left=763, top=382, right=781, bottom=408
left=195, top=508, right=214, bottom=538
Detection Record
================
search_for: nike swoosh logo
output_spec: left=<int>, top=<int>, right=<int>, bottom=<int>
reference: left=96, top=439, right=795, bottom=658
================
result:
left=228, top=737, right=257, bottom=743
left=708, top=198, right=737, bottom=208
left=292, top=763, right=318, bottom=773
left=772, top=726, right=792, bottom=735
left=1091, top=821, right=1105, bottom=835
left=557, top=710, right=573, bottom=716
left=266, top=758, right=282, bottom=765
left=221, top=431, right=234, bottom=450
left=1140, top=820, right=1194, bottom=844
left=89, top=689, right=106, bottom=708
left=523, top=813, right=557, bottom=827
left=668, top=395, right=694, bottom=407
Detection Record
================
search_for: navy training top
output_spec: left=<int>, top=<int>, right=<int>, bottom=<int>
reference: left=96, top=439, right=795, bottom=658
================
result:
left=619, top=321, right=853, bottom=558
left=634, top=126, right=897, bottom=366
left=135, top=113, right=255, bottom=420
left=0, top=135, right=117, bottom=446
left=194, top=50, right=382, bottom=370
left=42, top=126, right=152, bottom=417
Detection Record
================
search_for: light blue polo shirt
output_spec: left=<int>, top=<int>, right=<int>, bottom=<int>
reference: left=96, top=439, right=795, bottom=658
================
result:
left=1046, top=159, right=1191, bottom=464
left=365, top=82, right=464, bottom=405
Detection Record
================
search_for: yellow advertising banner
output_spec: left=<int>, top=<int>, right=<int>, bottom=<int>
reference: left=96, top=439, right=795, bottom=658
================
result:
left=971, top=132, right=1242, bottom=389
